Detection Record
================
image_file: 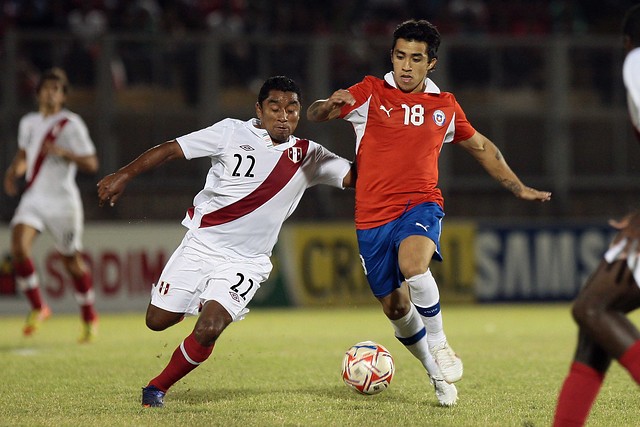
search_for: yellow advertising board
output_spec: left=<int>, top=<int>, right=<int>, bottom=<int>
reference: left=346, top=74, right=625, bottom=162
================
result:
left=278, top=221, right=477, bottom=307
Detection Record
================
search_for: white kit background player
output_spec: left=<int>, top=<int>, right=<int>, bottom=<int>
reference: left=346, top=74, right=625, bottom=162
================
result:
left=97, top=76, right=355, bottom=407
left=3, top=67, right=99, bottom=342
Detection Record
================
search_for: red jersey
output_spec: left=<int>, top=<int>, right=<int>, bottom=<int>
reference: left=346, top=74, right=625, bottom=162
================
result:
left=340, top=73, right=476, bottom=229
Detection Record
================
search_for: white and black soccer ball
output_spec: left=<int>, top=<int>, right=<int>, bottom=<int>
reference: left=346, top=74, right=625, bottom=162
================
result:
left=342, top=341, right=395, bottom=395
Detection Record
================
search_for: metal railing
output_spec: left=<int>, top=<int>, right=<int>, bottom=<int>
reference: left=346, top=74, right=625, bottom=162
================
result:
left=1, top=31, right=636, bottom=222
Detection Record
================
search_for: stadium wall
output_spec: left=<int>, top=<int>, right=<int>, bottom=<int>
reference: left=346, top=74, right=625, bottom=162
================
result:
left=0, top=221, right=616, bottom=314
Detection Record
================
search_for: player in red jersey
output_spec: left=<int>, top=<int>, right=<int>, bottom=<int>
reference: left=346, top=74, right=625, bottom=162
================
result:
left=553, top=5, right=640, bottom=426
left=3, top=68, right=99, bottom=342
left=308, top=19, right=551, bottom=406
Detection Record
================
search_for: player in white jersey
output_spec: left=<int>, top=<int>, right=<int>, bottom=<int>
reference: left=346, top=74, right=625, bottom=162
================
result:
left=553, top=5, right=640, bottom=426
left=3, top=68, right=99, bottom=342
left=97, top=76, right=354, bottom=408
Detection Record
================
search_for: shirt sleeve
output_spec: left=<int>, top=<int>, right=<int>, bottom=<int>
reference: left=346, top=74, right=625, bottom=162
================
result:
left=17, top=115, right=31, bottom=150
left=450, top=98, right=477, bottom=144
left=339, top=76, right=374, bottom=118
left=308, top=142, right=351, bottom=188
left=176, top=118, right=232, bottom=160
left=63, top=116, right=96, bottom=156
left=623, top=49, right=640, bottom=133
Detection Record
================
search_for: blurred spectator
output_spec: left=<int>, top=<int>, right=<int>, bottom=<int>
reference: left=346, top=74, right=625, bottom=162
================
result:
left=65, top=0, right=108, bottom=86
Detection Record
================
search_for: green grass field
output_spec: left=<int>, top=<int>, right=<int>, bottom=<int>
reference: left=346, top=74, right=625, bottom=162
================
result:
left=0, top=304, right=638, bottom=427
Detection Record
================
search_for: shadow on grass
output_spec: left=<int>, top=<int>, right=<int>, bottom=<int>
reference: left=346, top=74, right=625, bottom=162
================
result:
left=168, top=384, right=444, bottom=408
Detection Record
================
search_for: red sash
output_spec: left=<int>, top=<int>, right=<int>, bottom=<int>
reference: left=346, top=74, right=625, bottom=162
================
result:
left=188, top=139, right=310, bottom=228
left=25, top=118, right=70, bottom=190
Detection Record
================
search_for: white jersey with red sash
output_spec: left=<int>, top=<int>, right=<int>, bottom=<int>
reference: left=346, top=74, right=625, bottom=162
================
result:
left=18, top=109, right=95, bottom=200
left=10, top=109, right=95, bottom=254
left=176, top=118, right=350, bottom=261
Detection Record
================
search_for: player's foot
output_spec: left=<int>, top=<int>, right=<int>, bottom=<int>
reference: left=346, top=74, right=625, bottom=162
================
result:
left=23, top=305, right=52, bottom=336
left=78, top=319, right=98, bottom=343
left=430, top=374, right=458, bottom=407
left=431, top=341, right=463, bottom=383
left=142, top=385, right=165, bottom=408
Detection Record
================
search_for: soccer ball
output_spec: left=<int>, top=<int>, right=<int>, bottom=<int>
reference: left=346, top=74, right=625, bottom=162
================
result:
left=342, top=341, right=395, bottom=395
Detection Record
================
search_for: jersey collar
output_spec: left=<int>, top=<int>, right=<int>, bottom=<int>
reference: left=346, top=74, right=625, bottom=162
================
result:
left=384, top=72, right=441, bottom=94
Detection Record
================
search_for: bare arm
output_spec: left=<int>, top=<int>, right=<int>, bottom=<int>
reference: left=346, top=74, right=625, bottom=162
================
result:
left=3, top=149, right=27, bottom=196
left=306, top=89, right=355, bottom=122
left=458, top=131, right=551, bottom=202
left=97, top=140, right=185, bottom=207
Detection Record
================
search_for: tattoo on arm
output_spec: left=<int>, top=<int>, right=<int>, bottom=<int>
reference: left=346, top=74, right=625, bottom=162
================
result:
left=494, top=149, right=503, bottom=161
left=500, top=178, right=522, bottom=194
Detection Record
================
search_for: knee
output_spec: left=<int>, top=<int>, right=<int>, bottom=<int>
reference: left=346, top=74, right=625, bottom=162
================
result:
left=571, top=296, right=600, bottom=328
left=145, top=311, right=171, bottom=332
left=62, top=254, right=85, bottom=278
left=381, top=299, right=411, bottom=320
left=400, top=263, right=428, bottom=280
left=145, top=317, right=167, bottom=332
left=193, top=317, right=227, bottom=347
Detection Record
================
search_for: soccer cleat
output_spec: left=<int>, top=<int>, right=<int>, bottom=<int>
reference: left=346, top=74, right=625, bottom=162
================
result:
left=142, top=385, right=165, bottom=408
left=431, top=341, right=463, bottom=383
left=430, top=374, right=458, bottom=407
left=78, top=319, right=98, bottom=343
left=23, top=305, right=52, bottom=336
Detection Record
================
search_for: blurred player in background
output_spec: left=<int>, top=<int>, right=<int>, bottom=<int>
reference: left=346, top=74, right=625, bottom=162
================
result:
left=3, top=67, right=99, bottom=342
left=97, top=76, right=354, bottom=408
left=553, top=5, right=640, bottom=426
left=307, top=19, right=551, bottom=406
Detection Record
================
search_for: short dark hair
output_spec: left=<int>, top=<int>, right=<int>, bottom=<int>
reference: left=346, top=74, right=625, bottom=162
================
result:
left=392, top=19, right=441, bottom=60
left=623, top=4, right=640, bottom=46
left=258, top=76, right=302, bottom=106
left=36, top=67, right=69, bottom=94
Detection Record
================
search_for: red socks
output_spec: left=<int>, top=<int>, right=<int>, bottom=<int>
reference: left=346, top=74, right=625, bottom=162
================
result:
left=149, top=332, right=214, bottom=392
left=72, top=271, right=97, bottom=323
left=553, top=362, right=604, bottom=427
left=619, top=339, right=640, bottom=384
left=14, top=258, right=43, bottom=309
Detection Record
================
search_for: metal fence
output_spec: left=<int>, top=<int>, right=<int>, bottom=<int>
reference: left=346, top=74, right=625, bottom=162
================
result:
left=1, top=31, right=637, bottom=223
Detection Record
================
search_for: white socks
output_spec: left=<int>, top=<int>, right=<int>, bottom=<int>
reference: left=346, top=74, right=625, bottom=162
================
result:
left=390, top=305, right=439, bottom=376
left=406, top=269, right=446, bottom=349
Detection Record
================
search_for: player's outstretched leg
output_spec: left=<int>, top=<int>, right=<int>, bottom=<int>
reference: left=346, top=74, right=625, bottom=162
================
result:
left=390, top=304, right=458, bottom=406
left=142, top=332, right=214, bottom=407
left=407, top=270, right=462, bottom=383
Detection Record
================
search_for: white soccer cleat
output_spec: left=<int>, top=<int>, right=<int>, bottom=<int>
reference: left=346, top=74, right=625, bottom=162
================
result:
left=431, top=341, right=463, bottom=383
left=429, top=374, right=458, bottom=407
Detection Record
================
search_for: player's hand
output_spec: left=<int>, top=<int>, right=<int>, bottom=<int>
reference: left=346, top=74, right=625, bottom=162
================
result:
left=97, top=172, right=128, bottom=207
left=42, top=144, right=64, bottom=157
left=326, top=89, right=355, bottom=108
left=610, top=210, right=640, bottom=243
left=516, top=186, right=552, bottom=202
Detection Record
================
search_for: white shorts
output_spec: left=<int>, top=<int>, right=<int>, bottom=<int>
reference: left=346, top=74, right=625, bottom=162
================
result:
left=604, top=237, right=640, bottom=287
left=150, top=233, right=272, bottom=322
left=11, top=193, right=84, bottom=256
